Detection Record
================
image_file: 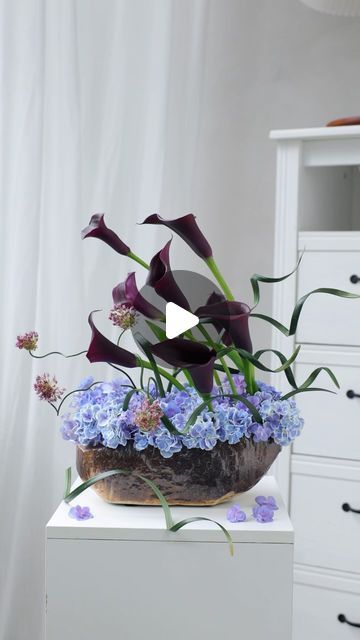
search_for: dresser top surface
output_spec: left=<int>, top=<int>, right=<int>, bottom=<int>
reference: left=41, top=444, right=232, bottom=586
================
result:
left=46, top=475, right=293, bottom=544
left=270, top=125, right=360, bottom=141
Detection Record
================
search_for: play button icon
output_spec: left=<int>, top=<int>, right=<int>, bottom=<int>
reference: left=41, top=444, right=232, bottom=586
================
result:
left=165, top=302, right=199, bottom=339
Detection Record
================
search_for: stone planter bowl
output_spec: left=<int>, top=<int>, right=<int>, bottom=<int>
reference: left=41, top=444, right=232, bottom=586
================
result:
left=76, top=439, right=281, bottom=506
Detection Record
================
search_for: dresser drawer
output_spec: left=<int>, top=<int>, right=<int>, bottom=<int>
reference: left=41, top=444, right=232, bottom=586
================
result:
left=296, top=251, right=360, bottom=346
left=291, top=473, right=360, bottom=573
left=293, top=582, right=360, bottom=640
left=293, top=361, right=360, bottom=460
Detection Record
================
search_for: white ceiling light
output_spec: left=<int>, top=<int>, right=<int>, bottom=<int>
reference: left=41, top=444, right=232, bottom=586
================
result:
left=300, top=0, right=360, bottom=15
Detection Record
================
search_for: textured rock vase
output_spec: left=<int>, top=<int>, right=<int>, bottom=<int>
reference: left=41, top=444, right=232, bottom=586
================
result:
left=76, top=439, right=281, bottom=506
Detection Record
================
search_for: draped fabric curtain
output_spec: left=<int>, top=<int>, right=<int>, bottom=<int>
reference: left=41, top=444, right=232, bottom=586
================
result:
left=0, top=1, right=208, bottom=638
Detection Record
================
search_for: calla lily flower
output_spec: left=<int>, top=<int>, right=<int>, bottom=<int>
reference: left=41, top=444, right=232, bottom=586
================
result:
left=151, top=338, right=216, bottom=394
left=196, top=300, right=253, bottom=353
left=81, top=214, right=130, bottom=256
left=147, top=240, right=190, bottom=310
left=112, top=272, right=164, bottom=320
left=87, top=311, right=137, bottom=367
left=202, top=292, right=230, bottom=346
left=142, top=213, right=212, bottom=259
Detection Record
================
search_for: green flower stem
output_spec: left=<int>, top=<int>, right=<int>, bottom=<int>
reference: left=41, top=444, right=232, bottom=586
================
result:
left=29, top=349, right=87, bottom=359
left=127, top=251, right=150, bottom=270
left=243, top=360, right=258, bottom=394
left=198, top=325, right=236, bottom=393
left=117, top=329, right=126, bottom=346
left=205, top=257, right=235, bottom=301
left=219, top=356, right=237, bottom=395
left=139, top=360, right=186, bottom=392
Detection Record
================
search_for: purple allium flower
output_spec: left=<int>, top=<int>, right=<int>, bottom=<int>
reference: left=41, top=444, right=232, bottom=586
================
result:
left=109, top=303, right=137, bottom=329
left=34, top=373, right=65, bottom=403
left=227, top=504, right=247, bottom=523
left=134, top=398, right=163, bottom=432
left=16, top=331, right=39, bottom=351
left=255, top=495, right=278, bottom=510
left=252, top=504, right=275, bottom=523
left=68, top=505, right=94, bottom=521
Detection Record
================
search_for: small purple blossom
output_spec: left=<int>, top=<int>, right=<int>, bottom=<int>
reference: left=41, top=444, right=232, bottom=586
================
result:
left=109, top=303, right=137, bottom=329
left=68, top=505, right=94, bottom=521
left=252, top=504, right=275, bottom=523
left=16, top=331, right=38, bottom=351
left=255, top=495, right=278, bottom=510
left=34, top=373, right=65, bottom=403
left=227, top=505, right=247, bottom=523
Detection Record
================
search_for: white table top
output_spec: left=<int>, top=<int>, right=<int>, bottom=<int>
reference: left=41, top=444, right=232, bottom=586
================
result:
left=47, top=475, right=293, bottom=545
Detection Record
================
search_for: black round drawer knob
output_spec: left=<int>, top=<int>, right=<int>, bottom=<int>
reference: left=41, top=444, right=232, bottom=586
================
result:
left=342, top=502, right=360, bottom=514
left=346, top=390, right=360, bottom=399
left=338, top=613, right=360, bottom=628
left=350, top=275, right=360, bottom=284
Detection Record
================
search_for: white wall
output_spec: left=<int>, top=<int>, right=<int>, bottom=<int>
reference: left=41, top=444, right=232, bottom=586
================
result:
left=159, top=0, right=360, bottom=350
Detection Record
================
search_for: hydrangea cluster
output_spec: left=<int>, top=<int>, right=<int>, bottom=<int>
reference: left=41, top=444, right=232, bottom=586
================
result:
left=60, top=375, right=303, bottom=458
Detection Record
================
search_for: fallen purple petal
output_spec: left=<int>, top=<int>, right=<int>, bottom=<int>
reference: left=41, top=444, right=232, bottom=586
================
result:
left=252, top=504, right=275, bottom=523
left=227, top=504, right=247, bottom=523
left=255, top=495, right=279, bottom=510
left=68, top=505, right=94, bottom=521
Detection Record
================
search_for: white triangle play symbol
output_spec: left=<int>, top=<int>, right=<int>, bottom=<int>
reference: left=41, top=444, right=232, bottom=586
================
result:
left=165, top=302, right=199, bottom=339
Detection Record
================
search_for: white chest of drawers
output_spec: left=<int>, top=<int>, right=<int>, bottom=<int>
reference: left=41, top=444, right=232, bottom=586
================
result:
left=45, top=476, right=293, bottom=640
left=271, top=126, right=360, bottom=638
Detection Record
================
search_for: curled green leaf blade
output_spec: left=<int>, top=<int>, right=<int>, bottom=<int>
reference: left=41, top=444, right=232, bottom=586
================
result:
left=281, top=387, right=337, bottom=401
left=250, top=253, right=303, bottom=309
left=170, top=517, right=234, bottom=556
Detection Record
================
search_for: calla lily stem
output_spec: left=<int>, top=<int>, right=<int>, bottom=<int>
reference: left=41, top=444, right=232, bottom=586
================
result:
left=139, top=360, right=186, bottom=392
left=205, top=257, right=235, bottom=301
left=128, top=251, right=150, bottom=270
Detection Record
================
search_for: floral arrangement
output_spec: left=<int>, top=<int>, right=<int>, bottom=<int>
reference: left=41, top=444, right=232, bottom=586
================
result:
left=16, top=213, right=357, bottom=552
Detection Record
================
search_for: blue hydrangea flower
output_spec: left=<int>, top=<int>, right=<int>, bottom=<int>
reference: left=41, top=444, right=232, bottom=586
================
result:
left=60, top=377, right=304, bottom=458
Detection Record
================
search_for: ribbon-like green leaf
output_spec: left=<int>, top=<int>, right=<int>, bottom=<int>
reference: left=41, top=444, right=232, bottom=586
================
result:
left=146, top=320, right=167, bottom=342
left=217, top=345, right=301, bottom=375
left=250, top=253, right=303, bottom=309
left=63, top=468, right=233, bottom=554
left=122, top=388, right=142, bottom=411
left=253, top=348, right=298, bottom=389
left=170, top=517, right=234, bottom=556
left=281, top=387, right=337, bottom=400
left=160, top=412, right=183, bottom=436
left=251, top=288, right=360, bottom=338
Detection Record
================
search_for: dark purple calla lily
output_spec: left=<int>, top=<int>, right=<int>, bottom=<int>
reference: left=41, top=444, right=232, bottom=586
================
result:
left=81, top=214, right=130, bottom=256
left=142, top=213, right=212, bottom=259
left=112, top=272, right=164, bottom=320
left=147, top=240, right=190, bottom=310
left=151, top=338, right=216, bottom=394
left=87, top=311, right=138, bottom=367
left=196, top=300, right=253, bottom=353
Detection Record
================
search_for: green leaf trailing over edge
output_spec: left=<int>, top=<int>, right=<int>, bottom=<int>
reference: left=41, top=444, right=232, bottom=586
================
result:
left=281, top=387, right=337, bottom=401
left=250, top=253, right=303, bottom=309
left=251, top=288, right=360, bottom=337
left=170, top=517, right=234, bottom=556
left=63, top=468, right=234, bottom=555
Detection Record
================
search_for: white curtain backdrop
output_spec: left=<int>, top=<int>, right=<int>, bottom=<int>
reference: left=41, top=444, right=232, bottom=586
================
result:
left=0, top=1, right=208, bottom=638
